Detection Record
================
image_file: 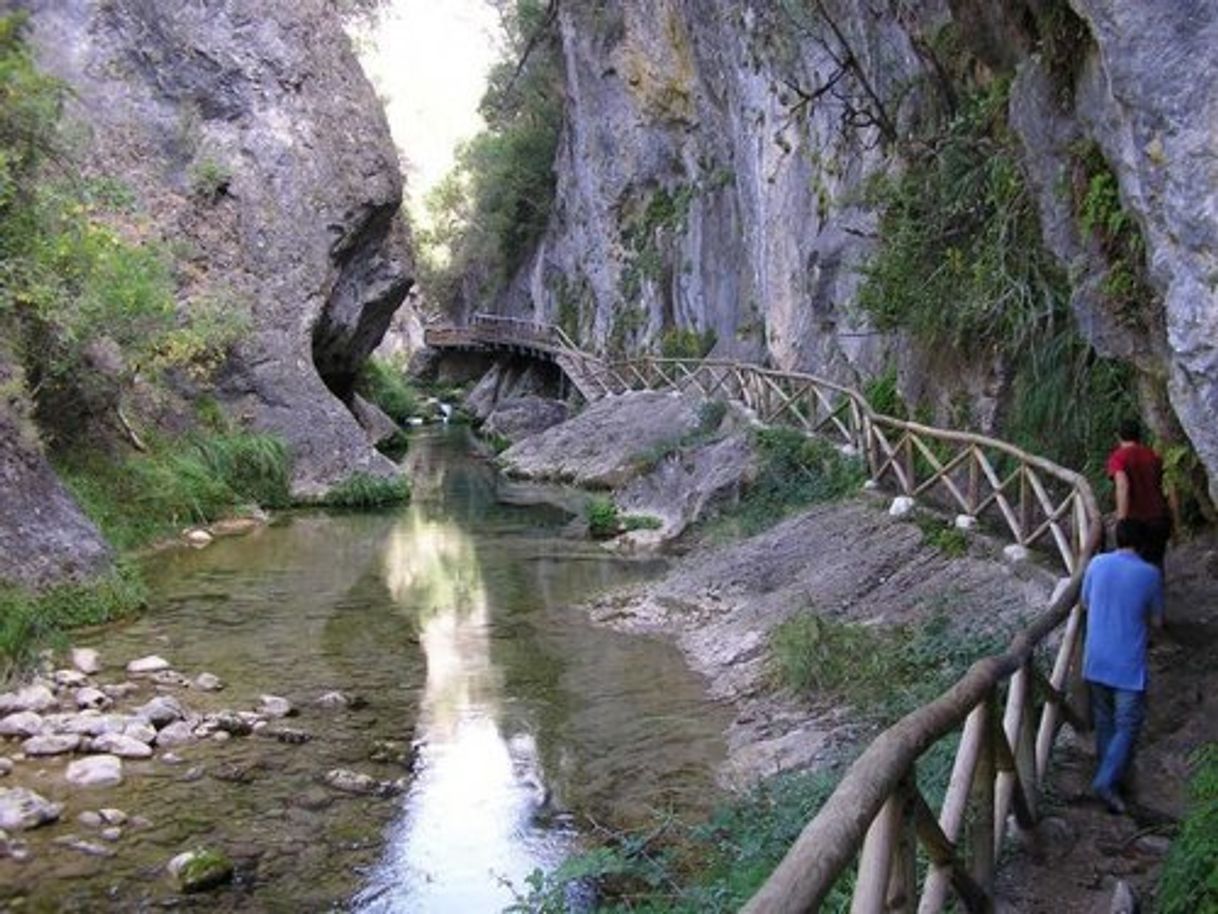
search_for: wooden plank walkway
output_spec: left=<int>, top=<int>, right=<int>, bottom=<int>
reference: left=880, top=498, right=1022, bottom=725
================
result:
left=425, top=313, right=1103, bottom=913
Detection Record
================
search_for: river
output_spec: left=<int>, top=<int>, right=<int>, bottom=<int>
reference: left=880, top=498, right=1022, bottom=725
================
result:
left=3, top=427, right=731, bottom=911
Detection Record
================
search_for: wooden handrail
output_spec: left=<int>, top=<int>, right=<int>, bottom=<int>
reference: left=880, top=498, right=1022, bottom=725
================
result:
left=426, top=316, right=1102, bottom=912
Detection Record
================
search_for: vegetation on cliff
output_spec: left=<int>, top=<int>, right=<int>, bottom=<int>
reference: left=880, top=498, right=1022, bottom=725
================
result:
left=419, top=0, right=563, bottom=304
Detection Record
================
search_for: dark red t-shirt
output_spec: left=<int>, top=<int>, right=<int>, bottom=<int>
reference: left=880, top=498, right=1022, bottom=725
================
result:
left=1106, top=443, right=1168, bottom=520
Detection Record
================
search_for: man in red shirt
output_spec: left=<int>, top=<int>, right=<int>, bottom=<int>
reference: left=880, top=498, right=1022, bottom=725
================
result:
left=1106, top=419, right=1171, bottom=570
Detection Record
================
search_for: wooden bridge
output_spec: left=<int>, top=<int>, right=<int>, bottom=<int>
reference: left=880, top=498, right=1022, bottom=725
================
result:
left=425, top=314, right=1103, bottom=914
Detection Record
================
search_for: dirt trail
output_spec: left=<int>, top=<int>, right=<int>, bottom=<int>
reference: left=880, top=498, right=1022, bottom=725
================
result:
left=996, top=533, right=1218, bottom=912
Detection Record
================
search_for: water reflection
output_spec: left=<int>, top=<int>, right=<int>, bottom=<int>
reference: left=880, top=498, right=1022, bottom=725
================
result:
left=357, top=506, right=565, bottom=911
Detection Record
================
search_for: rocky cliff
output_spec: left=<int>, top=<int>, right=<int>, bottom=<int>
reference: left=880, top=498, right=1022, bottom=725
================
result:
left=493, top=0, right=1218, bottom=502
left=19, top=0, right=414, bottom=497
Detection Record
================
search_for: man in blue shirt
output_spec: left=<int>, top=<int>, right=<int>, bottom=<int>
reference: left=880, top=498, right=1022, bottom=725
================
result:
left=1082, top=518, right=1164, bottom=814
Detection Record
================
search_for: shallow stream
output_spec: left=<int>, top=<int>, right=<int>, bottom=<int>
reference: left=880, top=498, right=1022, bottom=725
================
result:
left=2, top=428, right=731, bottom=911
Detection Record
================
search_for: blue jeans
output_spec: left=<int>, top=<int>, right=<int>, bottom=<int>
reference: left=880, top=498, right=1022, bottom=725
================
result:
left=1089, top=683, right=1146, bottom=794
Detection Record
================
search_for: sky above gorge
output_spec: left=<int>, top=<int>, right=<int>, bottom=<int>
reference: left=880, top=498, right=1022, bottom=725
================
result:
left=348, top=0, right=502, bottom=226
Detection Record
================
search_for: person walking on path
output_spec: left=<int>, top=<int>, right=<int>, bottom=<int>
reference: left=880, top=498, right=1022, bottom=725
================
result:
left=1082, top=518, right=1164, bottom=814
left=1106, top=418, right=1171, bottom=570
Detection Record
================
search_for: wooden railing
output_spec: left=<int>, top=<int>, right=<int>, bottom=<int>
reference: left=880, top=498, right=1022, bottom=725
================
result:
left=426, top=318, right=1102, bottom=912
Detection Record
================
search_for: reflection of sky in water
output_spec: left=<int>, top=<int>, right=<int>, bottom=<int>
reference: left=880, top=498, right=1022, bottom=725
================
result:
left=355, top=508, right=568, bottom=912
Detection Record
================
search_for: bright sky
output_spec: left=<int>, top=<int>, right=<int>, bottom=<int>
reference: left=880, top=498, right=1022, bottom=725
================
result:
left=349, top=0, right=503, bottom=226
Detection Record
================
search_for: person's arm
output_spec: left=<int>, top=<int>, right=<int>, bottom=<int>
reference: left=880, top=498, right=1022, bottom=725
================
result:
left=1114, top=470, right=1130, bottom=519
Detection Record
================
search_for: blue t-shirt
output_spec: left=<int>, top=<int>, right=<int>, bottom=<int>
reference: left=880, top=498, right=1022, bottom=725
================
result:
left=1082, top=550, right=1164, bottom=691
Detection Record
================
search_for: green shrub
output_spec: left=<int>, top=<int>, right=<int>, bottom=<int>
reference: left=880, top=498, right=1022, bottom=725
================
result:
left=708, top=428, right=865, bottom=538
left=586, top=496, right=620, bottom=538
left=356, top=358, right=418, bottom=424
left=322, top=472, right=411, bottom=508
left=659, top=326, right=717, bottom=360
left=771, top=609, right=1007, bottom=723
left=189, top=157, right=231, bottom=202
left=0, top=562, right=146, bottom=680
left=915, top=516, right=969, bottom=557
left=862, top=367, right=907, bottom=419
left=621, top=514, right=663, bottom=532
left=1159, top=744, right=1218, bottom=914
left=59, top=432, right=290, bottom=549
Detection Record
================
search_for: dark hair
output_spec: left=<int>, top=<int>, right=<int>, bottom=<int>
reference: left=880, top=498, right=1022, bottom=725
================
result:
left=1118, top=418, right=1143, bottom=442
left=1115, top=518, right=1146, bottom=550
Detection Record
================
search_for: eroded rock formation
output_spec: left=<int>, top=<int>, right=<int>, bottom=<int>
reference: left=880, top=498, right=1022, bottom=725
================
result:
left=491, top=0, right=1218, bottom=501
left=21, top=0, right=414, bottom=497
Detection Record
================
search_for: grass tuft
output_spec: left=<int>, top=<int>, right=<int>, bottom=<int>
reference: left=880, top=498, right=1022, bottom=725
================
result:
left=1158, top=744, right=1218, bottom=914
left=586, top=496, right=620, bottom=539
left=59, top=432, right=290, bottom=550
left=0, top=562, right=146, bottom=681
left=322, top=472, right=411, bottom=508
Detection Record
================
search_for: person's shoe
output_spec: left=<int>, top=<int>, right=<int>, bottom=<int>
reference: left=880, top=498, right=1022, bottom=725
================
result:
left=1095, top=787, right=1127, bottom=815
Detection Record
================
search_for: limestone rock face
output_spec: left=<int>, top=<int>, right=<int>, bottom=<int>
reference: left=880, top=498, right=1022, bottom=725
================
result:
left=1020, top=0, right=1218, bottom=501
left=483, top=396, right=570, bottom=444
left=0, top=355, right=112, bottom=589
left=21, top=0, right=415, bottom=497
left=499, top=391, right=704, bottom=488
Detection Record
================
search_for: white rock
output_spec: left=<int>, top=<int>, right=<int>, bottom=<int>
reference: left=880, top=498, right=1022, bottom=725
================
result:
left=126, top=656, right=171, bottom=675
left=148, top=670, right=190, bottom=688
left=71, top=648, right=102, bottom=675
left=154, top=721, right=195, bottom=748
left=75, top=687, right=111, bottom=711
left=1003, top=544, right=1031, bottom=564
left=124, top=721, right=158, bottom=745
left=212, top=731, right=231, bottom=742
left=55, top=712, right=128, bottom=737
left=0, top=757, right=12, bottom=776
left=99, top=808, right=127, bottom=826
left=160, top=752, right=183, bottom=765
left=862, top=479, right=880, bottom=491
left=66, top=755, right=123, bottom=788
left=324, top=768, right=381, bottom=795
left=258, top=695, right=294, bottom=719
left=0, top=684, right=57, bottom=714
left=0, top=787, right=63, bottom=830
left=0, top=712, right=45, bottom=738
left=77, top=810, right=103, bottom=828
left=889, top=495, right=916, bottom=517
left=954, top=514, right=977, bottom=530
left=315, top=690, right=353, bottom=709
left=135, top=696, right=185, bottom=728
left=193, top=672, right=224, bottom=692
left=101, top=826, right=122, bottom=842
left=55, top=669, right=89, bottom=688
left=91, top=733, right=153, bottom=759
left=22, top=733, right=82, bottom=756
left=183, top=528, right=214, bottom=547
left=101, top=682, right=139, bottom=700
left=53, top=834, right=113, bottom=857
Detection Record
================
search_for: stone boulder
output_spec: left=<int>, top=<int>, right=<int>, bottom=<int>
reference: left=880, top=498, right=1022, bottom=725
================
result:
left=0, top=353, right=113, bottom=589
left=0, top=684, right=57, bottom=714
left=66, top=755, right=124, bottom=788
left=168, top=848, right=234, bottom=893
left=617, top=431, right=758, bottom=541
left=499, top=391, right=706, bottom=488
left=23, top=0, right=415, bottom=498
left=0, top=787, right=62, bottom=831
left=483, top=396, right=570, bottom=444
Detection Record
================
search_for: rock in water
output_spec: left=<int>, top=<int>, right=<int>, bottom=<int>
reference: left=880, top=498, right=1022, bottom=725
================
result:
left=0, top=684, right=56, bottom=714
left=0, top=712, right=44, bottom=738
left=91, top=733, right=154, bottom=759
left=168, top=848, right=234, bottom=893
left=155, top=721, right=196, bottom=748
left=66, top=755, right=123, bottom=788
left=258, top=695, right=294, bottom=718
left=194, top=672, right=224, bottom=692
left=71, top=648, right=102, bottom=674
left=0, top=787, right=63, bottom=830
left=323, top=768, right=396, bottom=796
left=135, top=696, right=185, bottom=728
left=126, top=656, right=170, bottom=675
left=22, top=733, right=82, bottom=756
left=74, top=687, right=110, bottom=710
